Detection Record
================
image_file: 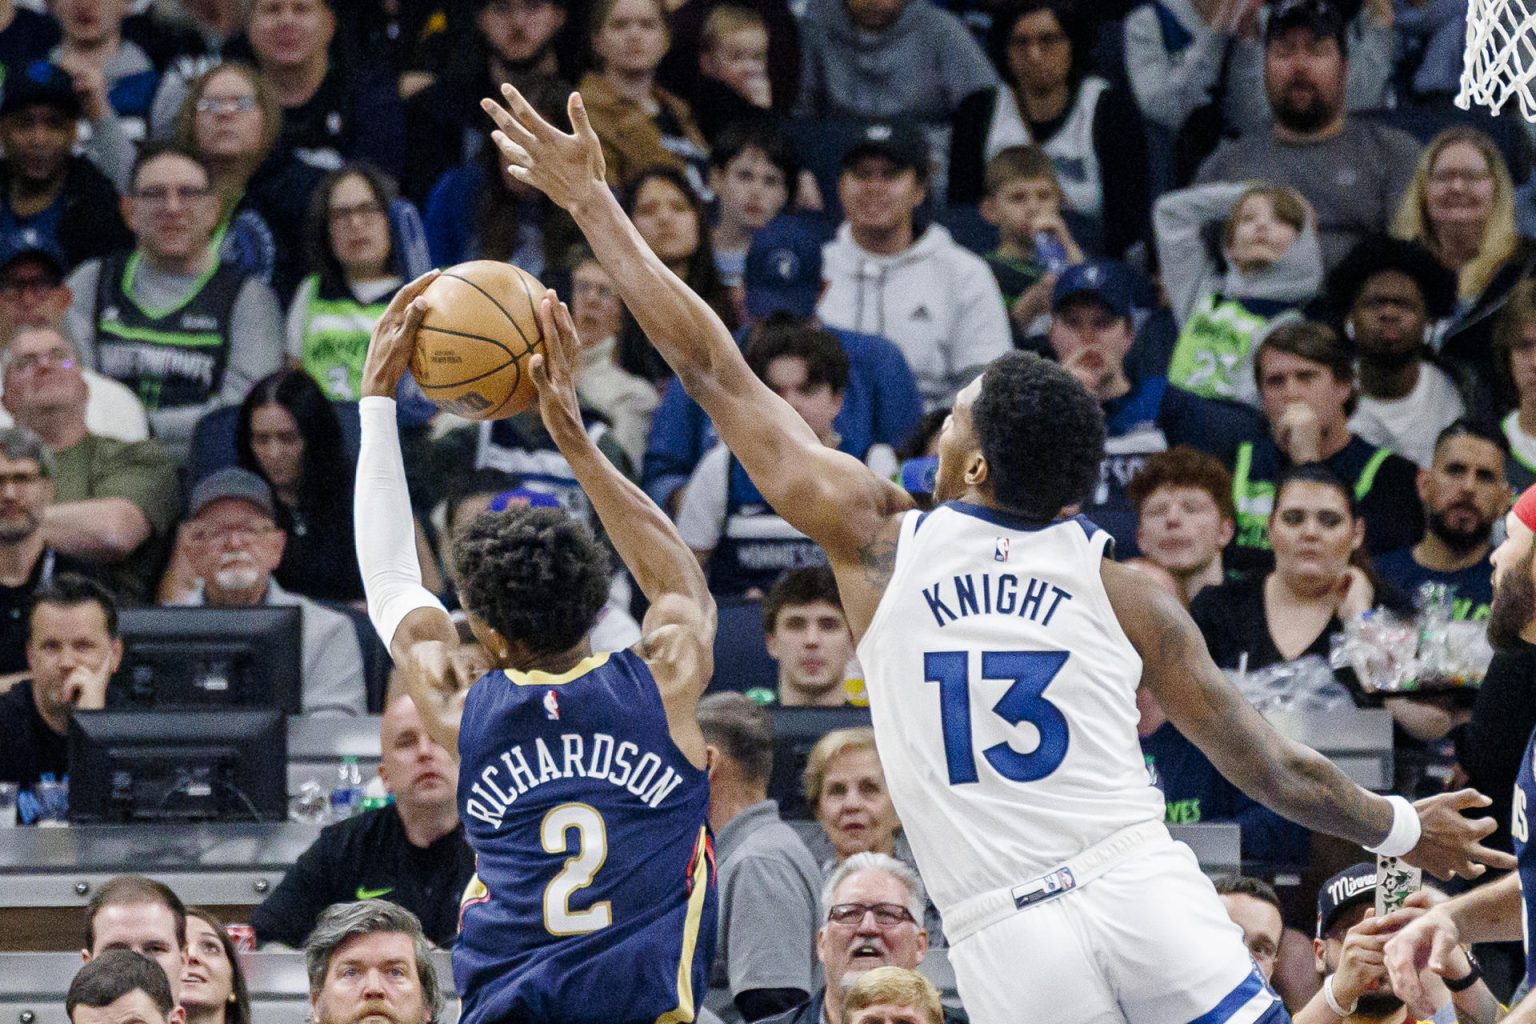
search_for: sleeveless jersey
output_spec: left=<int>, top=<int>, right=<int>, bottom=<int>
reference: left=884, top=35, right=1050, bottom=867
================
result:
left=92, top=250, right=245, bottom=410
left=856, top=502, right=1164, bottom=915
left=295, top=275, right=390, bottom=402
left=454, top=648, right=716, bottom=1024
left=710, top=455, right=827, bottom=597
left=1513, top=723, right=1536, bottom=989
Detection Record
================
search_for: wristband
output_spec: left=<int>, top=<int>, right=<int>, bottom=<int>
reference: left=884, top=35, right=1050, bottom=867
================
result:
left=1323, top=974, right=1358, bottom=1018
left=1365, top=795, right=1422, bottom=858
left=1444, top=959, right=1483, bottom=993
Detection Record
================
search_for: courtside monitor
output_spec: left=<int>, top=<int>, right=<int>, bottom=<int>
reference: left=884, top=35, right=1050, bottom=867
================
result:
left=111, top=606, right=303, bottom=714
left=68, top=709, right=288, bottom=823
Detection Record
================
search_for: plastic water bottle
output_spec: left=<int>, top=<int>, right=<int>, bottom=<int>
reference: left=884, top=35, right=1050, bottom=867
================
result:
left=1035, top=230, right=1070, bottom=273
left=330, top=757, right=364, bottom=821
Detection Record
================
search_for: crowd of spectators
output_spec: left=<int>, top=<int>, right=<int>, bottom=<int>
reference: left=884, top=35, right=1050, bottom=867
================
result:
left=3, top=0, right=1536, bottom=1016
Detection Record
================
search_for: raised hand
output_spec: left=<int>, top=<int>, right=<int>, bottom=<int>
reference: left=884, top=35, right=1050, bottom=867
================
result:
left=1383, top=903, right=1464, bottom=1019
left=528, top=290, right=587, bottom=440
left=482, top=85, right=608, bottom=212
left=1402, top=789, right=1517, bottom=880
left=361, top=269, right=439, bottom=398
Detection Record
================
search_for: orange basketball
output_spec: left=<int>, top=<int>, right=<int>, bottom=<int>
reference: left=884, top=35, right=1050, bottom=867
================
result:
left=410, top=261, right=547, bottom=420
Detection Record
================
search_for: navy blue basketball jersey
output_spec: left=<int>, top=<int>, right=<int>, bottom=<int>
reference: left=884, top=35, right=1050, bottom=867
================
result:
left=453, top=648, right=716, bottom=1024
left=1515, top=723, right=1536, bottom=989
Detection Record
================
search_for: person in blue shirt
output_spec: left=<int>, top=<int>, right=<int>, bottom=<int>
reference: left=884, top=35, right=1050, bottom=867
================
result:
left=1042, top=260, right=1264, bottom=555
left=642, top=214, right=922, bottom=512
left=1374, top=420, right=1510, bottom=623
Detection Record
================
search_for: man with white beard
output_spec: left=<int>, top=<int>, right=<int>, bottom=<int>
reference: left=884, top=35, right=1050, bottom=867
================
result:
left=167, top=467, right=365, bottom=716
left=760, top=853, right=968, bottom=1024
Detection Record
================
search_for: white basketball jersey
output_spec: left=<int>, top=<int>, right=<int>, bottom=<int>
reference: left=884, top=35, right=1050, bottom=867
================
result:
left=856, top=502, right=1165, bottom=915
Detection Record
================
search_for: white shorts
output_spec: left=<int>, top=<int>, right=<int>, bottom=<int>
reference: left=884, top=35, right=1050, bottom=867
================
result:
left=945, top=826, right=1289, bottom=1024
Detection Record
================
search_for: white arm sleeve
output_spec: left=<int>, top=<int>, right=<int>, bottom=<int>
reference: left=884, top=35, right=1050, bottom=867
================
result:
left=356, top=395, right=447, bottom=649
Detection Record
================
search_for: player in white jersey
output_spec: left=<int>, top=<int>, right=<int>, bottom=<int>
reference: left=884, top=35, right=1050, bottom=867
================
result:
left=483, top=85, right=1516, bottom=1024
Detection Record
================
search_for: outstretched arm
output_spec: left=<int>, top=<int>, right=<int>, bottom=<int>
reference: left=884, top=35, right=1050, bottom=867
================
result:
left=527, top=291, right=716, bottom=704
left=480, top=87, right=912, bottom=568
left=1105, top=560, right=1516, bottom=881
left=355, top=270, right=471, bottom=752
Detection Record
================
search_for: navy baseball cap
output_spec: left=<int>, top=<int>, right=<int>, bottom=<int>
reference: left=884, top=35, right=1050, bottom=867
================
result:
left=0, top=61, right=81, bottom=120
left=841, top=120, right=929, bottom=179
left=1266, top=0, right=1348, bottom=55
left=1052, top=262, right=1133, bottom=320
left=1316, top=863, right=1376, bottom=938
left=0, top=232, right=66, bottom=281
left=744, top=216, right=826, bottom=320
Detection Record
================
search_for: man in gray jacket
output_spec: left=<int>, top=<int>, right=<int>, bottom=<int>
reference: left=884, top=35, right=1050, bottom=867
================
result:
left=698, top=692, right=821, bottom=1023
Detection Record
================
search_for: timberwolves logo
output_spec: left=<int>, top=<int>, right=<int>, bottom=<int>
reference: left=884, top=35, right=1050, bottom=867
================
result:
left=769, top=249, right=799, bottom=284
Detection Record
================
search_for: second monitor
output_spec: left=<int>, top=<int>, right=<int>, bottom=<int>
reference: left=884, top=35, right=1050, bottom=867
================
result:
left=110, top=606, right=303, bottom=714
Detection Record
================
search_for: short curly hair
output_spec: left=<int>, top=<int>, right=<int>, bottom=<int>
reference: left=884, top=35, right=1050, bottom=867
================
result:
left=972, top=351, right=1105, bottom=520
left=450, top=506, right=612, bottom=658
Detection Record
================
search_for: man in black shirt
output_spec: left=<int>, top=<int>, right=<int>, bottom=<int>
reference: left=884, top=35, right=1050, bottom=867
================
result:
left=0, top=572, right=120, bottom=788
left=1229, top=320, right=1424, bottom=573
left=0, top=427, right=100, bottom=678
left=250, top=689, right=474, bottom=947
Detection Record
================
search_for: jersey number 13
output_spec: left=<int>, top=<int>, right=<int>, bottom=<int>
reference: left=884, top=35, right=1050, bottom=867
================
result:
left=925, top=650, right=1070, bottom=785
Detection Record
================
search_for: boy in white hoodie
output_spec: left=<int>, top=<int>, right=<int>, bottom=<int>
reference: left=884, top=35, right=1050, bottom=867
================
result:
left=817, top=121, right=1012, bottom=408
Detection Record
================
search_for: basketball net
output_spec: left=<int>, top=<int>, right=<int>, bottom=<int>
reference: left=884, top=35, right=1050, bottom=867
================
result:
left=1460, top=0, right=1536, bottom=120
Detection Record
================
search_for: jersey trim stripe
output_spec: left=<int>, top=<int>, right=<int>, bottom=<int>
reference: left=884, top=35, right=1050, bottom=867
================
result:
left=1187, top=968, right=1282, bottom=1024
left=654, top=826, right=712, bottom=1024
left=505, top=652, right=613, bottom=687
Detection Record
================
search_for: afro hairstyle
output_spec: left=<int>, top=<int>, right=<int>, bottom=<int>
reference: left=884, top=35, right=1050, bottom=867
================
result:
left=972, top=351, right=1106, bottom=521
left=1325, top=235, right=1458, bottom=323
left=450, top=505, right=612, bottom=658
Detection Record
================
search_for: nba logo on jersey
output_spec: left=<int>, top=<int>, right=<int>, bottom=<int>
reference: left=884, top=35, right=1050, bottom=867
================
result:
left=994, top=537, right=1010, bottom=562
left=542, top=690, right=560, bottom=720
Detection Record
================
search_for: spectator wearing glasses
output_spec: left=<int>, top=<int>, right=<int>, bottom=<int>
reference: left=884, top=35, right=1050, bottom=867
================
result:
left=65, top=143, right=283, bottom=461
left=759, top=852, right=965, bottom=1024
left=171, top=61, right=327, bottom=300
left=0, top=428, right=107, bottom=679
left=163, top=466, right=365, bottom=716
left=0, top=240, right=148, bottom=443
left=0, top=325, right=178, bottom=601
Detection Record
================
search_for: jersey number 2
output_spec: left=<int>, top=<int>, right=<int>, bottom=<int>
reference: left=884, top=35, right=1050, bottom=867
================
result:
left=925, top=650, right=1070, bottom=785
left=541, top=803, right=613, bottom=936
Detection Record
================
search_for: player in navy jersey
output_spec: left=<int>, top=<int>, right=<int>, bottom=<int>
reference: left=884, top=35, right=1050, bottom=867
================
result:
left=1387, top=483, right=1536, bottom=1020
left=354, top=272, right=718, bottom=1024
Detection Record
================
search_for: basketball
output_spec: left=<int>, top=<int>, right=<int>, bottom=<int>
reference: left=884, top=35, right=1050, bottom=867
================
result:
left=410, top=261, right=546, bottom=420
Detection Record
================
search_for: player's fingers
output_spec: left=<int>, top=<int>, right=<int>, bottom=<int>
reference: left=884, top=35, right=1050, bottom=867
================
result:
left=500, top=82, right=556, bottom=138
left=1438, top=788, right=1493, bottom=811
left=528, top=353, right=548, bottom=390
left=569, top=92, right=598, bottom=146
left=382, top=270, right=436, bottom=325
left=481, top=96, right=538, bottom=145
left=491, top=131, right=534, bottom=170
left=536, top=293, right=570, bottom=378
left=1426, top=930, right=1459, bottom=975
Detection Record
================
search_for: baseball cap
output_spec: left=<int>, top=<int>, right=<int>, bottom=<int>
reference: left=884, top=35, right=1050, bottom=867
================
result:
left=745, top=216, right=826, bottom=320
left=841, top=120, right=929, bottom=178
left=1265, top=0, right=1348, bottom=54
left=0, top=232, right=67, bottom=282
left=1316, top=862, right=1376, bottom=938
left=0, top=61, right=81, bottom=120
left=189, top=467, right=275, bottom=520
left=1052, top=261, right=1133, bottom=320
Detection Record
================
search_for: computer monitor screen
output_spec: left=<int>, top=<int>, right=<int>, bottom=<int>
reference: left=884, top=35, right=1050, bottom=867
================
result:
left=769, top=706, right=873, bottom=820
left=69, top=709, right=288, bottom=823
left=111, top=607, right=303, bottom=714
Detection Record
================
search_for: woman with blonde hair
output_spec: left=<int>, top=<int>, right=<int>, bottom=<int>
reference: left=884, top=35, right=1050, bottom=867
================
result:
left=174, top=60, right=324, bottom=297
left=1394, top=127, right=1536, bottom=405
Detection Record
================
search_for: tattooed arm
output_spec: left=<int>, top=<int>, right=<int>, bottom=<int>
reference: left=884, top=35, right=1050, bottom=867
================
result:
left=1105, top=560, right=1513, bottom=880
